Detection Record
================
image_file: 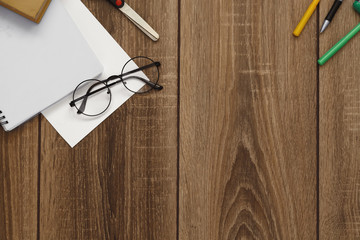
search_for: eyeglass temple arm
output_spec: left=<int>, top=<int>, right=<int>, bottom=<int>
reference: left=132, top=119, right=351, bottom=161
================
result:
left=120, top=76, right=163, bottom=90
left=77, top=96, right=88, bottom=114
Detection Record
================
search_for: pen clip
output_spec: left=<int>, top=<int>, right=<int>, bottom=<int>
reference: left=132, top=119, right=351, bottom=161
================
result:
left=119, top=3, right=159, bottom=41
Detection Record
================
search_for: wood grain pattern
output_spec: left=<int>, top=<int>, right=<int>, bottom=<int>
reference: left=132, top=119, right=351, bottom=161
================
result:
left=179, top=0, right=318, bottom=239
left=39, top=0, right=178, bottom=239
left=0, top=118, right=39, bottom=240
left=1, top=0, right=360, bottom=238
left=319, top=0, right=360, bottom=239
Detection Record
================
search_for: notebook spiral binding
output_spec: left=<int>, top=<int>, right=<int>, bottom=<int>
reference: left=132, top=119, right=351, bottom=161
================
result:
left=0, top=111, right=9, bottom=125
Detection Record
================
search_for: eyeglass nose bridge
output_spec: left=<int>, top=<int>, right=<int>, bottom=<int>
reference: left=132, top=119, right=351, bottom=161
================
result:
left=104, top=75, right=119, bottom=94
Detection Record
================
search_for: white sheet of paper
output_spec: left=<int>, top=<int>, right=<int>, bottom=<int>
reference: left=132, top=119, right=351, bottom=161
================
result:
left=42, top=0, right=145, bottom=147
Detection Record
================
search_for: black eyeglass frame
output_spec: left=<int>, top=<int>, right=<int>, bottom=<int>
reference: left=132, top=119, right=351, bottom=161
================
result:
left=69, top=56, right=163, bottom=117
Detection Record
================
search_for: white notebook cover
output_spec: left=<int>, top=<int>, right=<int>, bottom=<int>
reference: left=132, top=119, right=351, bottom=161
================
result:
left=0, top=0, right=103, bottom=131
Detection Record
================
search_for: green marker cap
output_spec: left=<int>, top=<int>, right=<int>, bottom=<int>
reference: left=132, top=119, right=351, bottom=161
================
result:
left=354, top=0, right=360, bottom=13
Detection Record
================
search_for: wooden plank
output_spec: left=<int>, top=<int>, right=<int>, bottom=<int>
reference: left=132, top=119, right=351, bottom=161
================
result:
left=39, top=0, right=178, bottom=239
left=0, top=119, right=39, bottom=240
left=179, top=0, right=318, bottom=239
left=319, top=0, right=360, bottom=238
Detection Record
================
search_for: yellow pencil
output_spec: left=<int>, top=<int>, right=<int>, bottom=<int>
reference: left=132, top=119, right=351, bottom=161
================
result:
left=293, top=0, right=321, bottom=37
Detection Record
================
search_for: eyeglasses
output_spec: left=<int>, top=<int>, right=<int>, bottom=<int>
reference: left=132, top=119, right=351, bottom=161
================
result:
left=69, top=56, right=163, bottom=116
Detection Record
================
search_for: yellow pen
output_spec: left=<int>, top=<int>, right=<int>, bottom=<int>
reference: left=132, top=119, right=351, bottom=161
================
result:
left=293, top=0, right=321, bottom=37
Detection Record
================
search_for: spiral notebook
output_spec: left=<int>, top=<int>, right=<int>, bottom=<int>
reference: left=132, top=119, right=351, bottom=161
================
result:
left=0, top=0, right=103, bottom=131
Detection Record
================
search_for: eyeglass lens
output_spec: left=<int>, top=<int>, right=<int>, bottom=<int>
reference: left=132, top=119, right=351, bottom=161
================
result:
left=121, top=56, right=160, bottom=94
left=72, top=79, right=112, bottom=116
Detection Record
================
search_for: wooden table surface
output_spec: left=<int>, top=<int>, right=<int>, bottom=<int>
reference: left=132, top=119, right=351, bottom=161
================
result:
left=1, top=0, right=360, bottom=239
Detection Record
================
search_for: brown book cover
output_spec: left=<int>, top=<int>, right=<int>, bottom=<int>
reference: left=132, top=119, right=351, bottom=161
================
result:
left=0, top=0, right=52, bottom=23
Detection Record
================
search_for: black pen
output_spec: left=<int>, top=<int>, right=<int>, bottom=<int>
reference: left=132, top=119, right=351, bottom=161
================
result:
left=320, top=0, right=343, bottom=33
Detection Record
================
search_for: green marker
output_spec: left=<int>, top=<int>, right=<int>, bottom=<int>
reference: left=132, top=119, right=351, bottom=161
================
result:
left=318, top=0, right=360, bottom=65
